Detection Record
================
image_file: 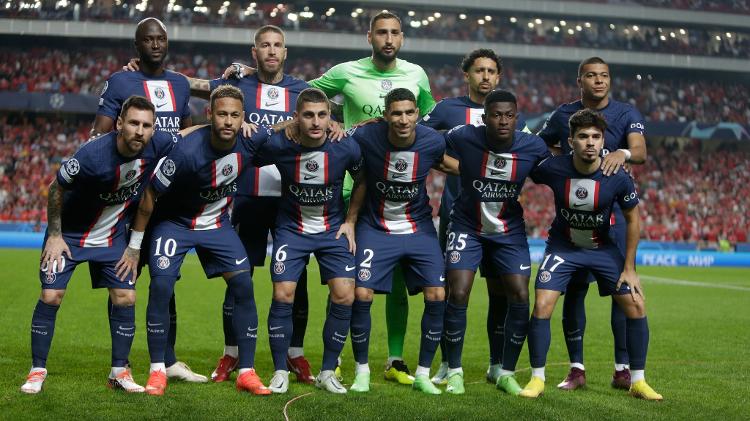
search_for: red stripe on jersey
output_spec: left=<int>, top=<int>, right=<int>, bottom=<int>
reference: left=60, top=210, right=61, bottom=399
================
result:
left=256, top=84, right=262, bottom=110
left=297, top=204, right=304, bottom=233
left=592, top=228, right=603, bottom=247
left=465, top=108, right=471, bottom=125
left=295, top=154, right=301, bottom=183
left=405, top=201, right=417, bottom=233
left=80, top=207, right=104, bottom=247
left=379, top=199, right=389, bottom=233
left=166, top=82, right=177, bottom=112
left=235, top=153, right=243, bottom=177
left=510, top=153, right=518, bottom=181
left=285, top=88, right=290, bottom=112
left=593, top=181, right=600, bottom=210
left=481, top=151, right=489, bottom=177
left=211, top=160, right=218, bottom=188
left=564, top=179, right=571, bottom=208
left=142, top=81, right=151, bottom=101
left=324, top=152, right=329, bottom=185
left=323, top=203, right=330, bottom=231
left=253, top=167, right=260, bottom=195
left=411, top=153, right=419, bottom=182
left=191, top=204, right=205, bottom=230
left=610, top=214, right=616, bottom=225
left=498, top=202, right=509, bottom=234
left=475, top=202, right=483, bottom=233
left=383, top=152, right=391, bottom=180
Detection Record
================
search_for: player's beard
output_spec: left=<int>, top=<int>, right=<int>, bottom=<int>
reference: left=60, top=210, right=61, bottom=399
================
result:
left=373, top=47, right=397, bottom=65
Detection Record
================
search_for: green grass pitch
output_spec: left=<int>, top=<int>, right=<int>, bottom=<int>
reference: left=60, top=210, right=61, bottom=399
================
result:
left=1, top=248, right=748, bottom=420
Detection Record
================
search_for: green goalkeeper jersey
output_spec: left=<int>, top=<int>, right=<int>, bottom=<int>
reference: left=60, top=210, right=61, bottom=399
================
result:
left=309, top=57, right=436, bottom=129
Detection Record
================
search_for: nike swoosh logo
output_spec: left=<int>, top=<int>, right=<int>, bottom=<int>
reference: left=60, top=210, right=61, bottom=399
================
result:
left=573, top=203, right=586, bottom=208
left=31, top=325, right=45, bottom=328
left=427, top=330, right=441, bottom=335
left=345, top=265, right=355, bottom=271
left=265, top=101, right=279, bottom=107
left=512, top=333, right=525, bottom=339
left=334, top=332, right=347, bottom=338
left=155, top=103, right=167, bottom=109
left=439, top=276, right=445, bottom=282
left=147, top=322, right=162, bottom=327
left=566, top=329, right=581, bottom=335
left=352, top=332, right=366, bottom=338
left=128, top=280, right=135, bottom=286
left=269, top=326, right=283, bottom=331
left=490, top=170, right=506, bottom=176
left=445, top=330, right=461, bottom=335
left=392, top=173, right=405, bottom=179
left=235, top=257, right=248, bottom=265
left=304, top=175, right=317, bottom=180
left=247, top=327, right=258, bottom=332
left=118, top=326, right=135, bottom=331
left=519, top=265, right=531, bottom=270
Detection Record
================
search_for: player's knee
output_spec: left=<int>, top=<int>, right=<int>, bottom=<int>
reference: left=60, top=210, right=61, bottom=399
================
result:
left=110, top=289, right=136, bottom=306
left=424, top=286, right=445, bottom=302
left=506, top=288, right=529, bottom=304
left=355, top=287, right=373, bottom=302
left=272, top=287, right=295, bottom=303
left=531, top=296, right=556, bottom=319
left=447, top=287, right=470, bottom=306
left=40, top=289, right=65, bottom=306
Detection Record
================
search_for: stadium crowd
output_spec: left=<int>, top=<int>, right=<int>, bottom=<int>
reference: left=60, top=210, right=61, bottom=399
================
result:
left=2, top=2, right=748, bottom=58
left=2, top=47, right=749, bottom=126
left=2, top=116, right=746, bottom=247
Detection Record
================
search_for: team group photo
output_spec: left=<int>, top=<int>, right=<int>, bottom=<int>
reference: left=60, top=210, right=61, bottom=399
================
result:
left=1, top=1, right=748, bottom=419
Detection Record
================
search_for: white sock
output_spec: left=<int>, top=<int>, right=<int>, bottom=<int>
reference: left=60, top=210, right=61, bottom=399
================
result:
left=614, top=363, right=629, bottom=371
left=447, top=367, right=463, bottom=376
left=238, top=368, right=254, bottom=375
left=355, top=362, right=370, bottom=374
left=320, top=369, right=335, bottom=377
left=224, top=345, right=238, bottom=358
left=386, top=356, right=403, bottom=365
left=415, top=365, right=431, bottom=377
left=111, top=366, right=127, bottom=376
left=288, top=347, right=304, bottom=359
left=631, top=369, right=645, bottom=384
left=150, top=363, right=166, bottom=373
left=30, top=367, right=47, bottom=374
left=499, top=369, right=514, bottom=377
left=531, top=367, right=546, bottom=381
left=570, top=362, right=585, bottom=371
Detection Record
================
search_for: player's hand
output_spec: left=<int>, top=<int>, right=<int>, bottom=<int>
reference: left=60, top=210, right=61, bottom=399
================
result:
left=616, top=268, right=644, bottom=302
left=601, top=150, right=628, bottom=176
left=284, top=120, right=301, bottom=144
left=336, top=222, right=356, bottom=254
left=40, top=235, right=72, bottom=277
left=115, top=247, right=140, bottom=284
left=241, top=121, right=258, bottom=137
left=327, top=121, right=346, bottom=142
left=123, top=58, right=140, bottom=72
left=222, top=62, right=256, bottom=80
left=352, top=117, right=382, bottom=128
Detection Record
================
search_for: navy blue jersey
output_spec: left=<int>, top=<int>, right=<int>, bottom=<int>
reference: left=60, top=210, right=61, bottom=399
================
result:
left=56, top=131, right=177, bottom=247
left=352, top=121, right=446, bottom=234
left=150, top=126, right=270, bottom=230
left=210, top=74, right=309, bottom=198
left=530, top=155, right=639, bottom=249
left=445, top=125, right=550, bottom=240
left=97, top=70, right=191, bottom=133
left=420, top=96, right=528, bottom=132
left=537, top=99, right=645, bottom=155
left=254, top=133, right=362, bottom=233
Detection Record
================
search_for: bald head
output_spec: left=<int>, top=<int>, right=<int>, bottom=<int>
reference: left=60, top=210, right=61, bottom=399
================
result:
left=134, top=18, right=168, bottom=68
left=135, top=18, right=167, bottom=40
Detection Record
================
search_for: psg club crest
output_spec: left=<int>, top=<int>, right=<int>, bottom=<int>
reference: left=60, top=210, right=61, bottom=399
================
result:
left=222, top=164, right=234, bottom=177
left=267, top=87, right=280, bottom=100
left=539, top=270, right=551, bottom=283
left=380, top=79, right=392, bottom=91
left=358, top=268, right=371, bottom=281
left=394, top=158, right=408, bottom=172
left=273, top=261, right=286, bottom=275
left=449, top=251, right=461, bottom=264
left=125, top=169, right=137, bottom=181
left=494, top=157, right=506, bottom=169
left=154, top=87, right=166, bottom=100
left=157, top=256, right=170, bottom=270
left=575, top=187, right=588, bottom=200
left=305, top=160, right=319, bottom=173
left=162, top=159, right=176, bottom=176
left=65, top=158, right=80, bottom=176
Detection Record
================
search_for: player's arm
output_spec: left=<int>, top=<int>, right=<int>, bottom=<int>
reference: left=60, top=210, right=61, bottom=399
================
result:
left=617, top=204, right=644, bottom=301
left=337, top=170, right=366, bottom=254
left=434, top=154, right=459, bottom=176
left=187, top=77, right=211, bottom=100
left=115, top=185, right=158, bottom=282
left=40, top=179, right=72, bottom=276
left=601, top=132, right=646, bottom=176
left=91, top=115, right=115, bottom=138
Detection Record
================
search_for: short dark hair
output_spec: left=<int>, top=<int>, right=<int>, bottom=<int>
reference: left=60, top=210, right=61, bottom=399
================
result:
left=384, top=88, right=416, bottom=111
left=461, top=48, right=502, bottom=74
left=120, top=95, right=155, bottom=120
left=568, top=109, right=608, bottom=136
left=210, top=85, right=244, bottom=108
left=296, top=88, right=329, bottom=112
left=370, top=11, right=401, bottom=31
left=578, top=56, right=608, bottom=76
left=254, top=25, right=285, bottom=45
left=484, top=89, right=517, bottom=112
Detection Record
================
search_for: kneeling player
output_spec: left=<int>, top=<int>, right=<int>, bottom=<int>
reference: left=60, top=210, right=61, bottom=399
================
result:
left=21, top=96, right=175, bottom=394
left=520, top=109, right=661, bottom=400
left=441, top=90, right=550, bottom=395
left=117, top=86, right=272, bottom=396
left=256, top=88, right=361, bottom=393
left=345, top=88, right=457, bottom=395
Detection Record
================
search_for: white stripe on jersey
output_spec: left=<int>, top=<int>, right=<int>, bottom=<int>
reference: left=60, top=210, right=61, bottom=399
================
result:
left=482, top=152, right=516, bottom=181
left=566, top=179, right=599, bottom=211
left=467, top=108, right=484, bottom=127
left=154, top=156, right=171, bottom=188
left=255, top=165, right=282, bottom=197
left=380, top=151, right=419, bottom=234
left=143, top=80, right=176, bottom=112
left=385, top=151, right=417, bottom=182
left=381, top=200, right=416, bottom=234
left=192, top=153, right=240, bottom=230
left=81, top=159, right=144, bottom=247
left=478, top=201, right=508, bottom=234
left=299, top=205, right=328, bottom=234
left=296, top=151, right=328, bottom=233
left=257, top=84, right=288, bottom=112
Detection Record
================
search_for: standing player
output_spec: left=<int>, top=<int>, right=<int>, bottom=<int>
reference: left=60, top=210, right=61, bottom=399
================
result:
left=229, top=12, right=436, bottom=383
left=94, top=17, right=205, bottom=383
left=520, top=109, right=661, bottom=401
left=21, top=96, right=175, bottom=394
left=256, top=88, right=361, bottom=394
left=440, top=91, right=550, bottom=395
left=538, top=57, right=647, bottom=390
left=116, top=86, right=272, bottom=396
left=344, top=88, right=457, bottom=395
left=420, top=49, right=530, bottom=385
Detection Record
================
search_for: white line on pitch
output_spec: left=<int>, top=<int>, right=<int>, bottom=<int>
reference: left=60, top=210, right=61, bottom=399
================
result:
left=641, top=275, right=750, bottom=292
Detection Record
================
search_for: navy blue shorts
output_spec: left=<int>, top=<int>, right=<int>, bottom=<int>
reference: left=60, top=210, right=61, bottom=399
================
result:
left=270, top=228, right=356, bottom=283
left=534, top=244, right=631, bottom=297
left=232, top=196, right=279, bottom=267
left=147, top=220, right=251, bottom=279
left=355, top=227, right=445, bottom=294
left=39, top=233, right=134, bottom=290
left=445, top=230, right=531, bottom=278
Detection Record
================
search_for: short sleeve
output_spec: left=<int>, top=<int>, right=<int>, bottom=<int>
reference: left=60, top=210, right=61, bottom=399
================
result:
left=416, top=69, right=436, bottom=116
left=617, top=176, right=639, bottom=210
left=308, top=64, right=347, bottom=98
left=624, top=107, right=646, bottom=136
left=57, top=151, right=88, bottom=189
left=529, top=157, right=551, bottom=185
left=443, top=125, right=464, bottom=158
left=96, top=77, right=123, bottom=119
left=419, top=100, right=445, bottom=129
left=152, top=146, right=187, bottom=195
left=537, top=109, right=564, bottom=147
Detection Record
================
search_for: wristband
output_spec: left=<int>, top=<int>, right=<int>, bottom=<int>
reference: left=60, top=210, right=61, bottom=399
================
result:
left=128, top=230, right=145, bottom=250
left=618, top=148, right=632, bottom=162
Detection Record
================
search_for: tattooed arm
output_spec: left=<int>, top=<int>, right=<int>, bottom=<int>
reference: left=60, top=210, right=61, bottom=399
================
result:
left=40, top=180, right=72, bottom=275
